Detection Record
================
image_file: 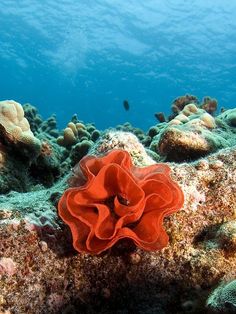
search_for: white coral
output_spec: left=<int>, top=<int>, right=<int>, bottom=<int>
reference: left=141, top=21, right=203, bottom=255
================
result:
left=0, top=100, right=41, bottom=149
left=90, top=130, right=155, bottom=167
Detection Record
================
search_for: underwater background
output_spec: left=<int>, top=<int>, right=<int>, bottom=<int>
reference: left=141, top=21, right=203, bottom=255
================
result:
left=0, top=0, right=236, bottom=130
left=1, top=2, right=236, bottom=313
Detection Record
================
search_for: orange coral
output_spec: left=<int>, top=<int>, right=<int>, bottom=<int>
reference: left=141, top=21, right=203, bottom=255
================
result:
left=58, top=150, right=184, bottom=254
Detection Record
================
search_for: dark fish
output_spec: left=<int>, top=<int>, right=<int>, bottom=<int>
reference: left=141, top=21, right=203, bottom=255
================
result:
left=123, top=100, right=129, bottom=111
left=154, top=112, right=166, bottom=123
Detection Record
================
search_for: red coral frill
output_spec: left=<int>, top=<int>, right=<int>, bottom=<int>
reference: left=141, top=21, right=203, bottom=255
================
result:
left=58, top=150, right=184, bottom=254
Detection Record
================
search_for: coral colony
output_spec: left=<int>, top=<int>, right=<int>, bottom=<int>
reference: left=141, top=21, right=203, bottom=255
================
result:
left=0, top=96, right=236, bottom=313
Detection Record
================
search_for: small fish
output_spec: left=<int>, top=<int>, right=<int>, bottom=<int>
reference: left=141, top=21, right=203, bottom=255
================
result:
left=123, top=100, right=130, bottom=111
left=154, top=112, right=166, bottom=123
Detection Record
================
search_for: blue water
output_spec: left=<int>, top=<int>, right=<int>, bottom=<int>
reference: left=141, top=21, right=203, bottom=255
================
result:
left=0, top=0, right=236, bottom=130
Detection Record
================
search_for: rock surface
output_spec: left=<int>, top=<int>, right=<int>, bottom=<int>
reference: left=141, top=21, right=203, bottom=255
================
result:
left=0, top=99, right=236, bottom=314
left=0, top=146, right=236, bottom=314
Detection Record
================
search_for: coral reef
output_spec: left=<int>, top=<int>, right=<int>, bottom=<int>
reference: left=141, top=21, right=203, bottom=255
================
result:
left=115, top=121, right=146, bottom=142
left=0, top=101, right=65, bottom=193
left=154, top=111, right=166, bottom=123
left=0, top=145, right=235, bottom=313
left=169, top=94, right=199, bottom=121
left=23, top=103, right=59, bottom=138
left=0, top=97, right=235, bottom=313
left=56, top=115, right=101, bottom=166
left=218, top=108, right=236, bottom=128
left=156, top=95, right=218, bottom=123
left=89, top=130, right=157, bottom=166
left=149, top=104, right=236, bottom=162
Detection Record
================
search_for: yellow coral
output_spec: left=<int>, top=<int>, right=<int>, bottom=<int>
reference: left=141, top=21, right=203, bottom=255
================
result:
left=67, top=122, right=78, bottom=136
left=57, top=122, right=78, bottom=147
left=182, top=103, right=198, bottom=116
left=200, top=112, right=216, bottom=129
left=169, top=103, right=216, bottom=129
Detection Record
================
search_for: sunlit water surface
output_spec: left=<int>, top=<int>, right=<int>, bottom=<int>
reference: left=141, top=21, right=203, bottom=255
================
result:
left=0, top=0, right=236, bottom=129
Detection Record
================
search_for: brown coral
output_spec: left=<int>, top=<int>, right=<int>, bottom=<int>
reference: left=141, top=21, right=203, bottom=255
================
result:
left=170, top=94, right=199, bottom=117
left=169, top=103, right=216, bottom=129
left=200, top=96, right=218, bottom=115
left=158, top=128, right=212, bottom=161
left=40, top=141, right=53, bottom=157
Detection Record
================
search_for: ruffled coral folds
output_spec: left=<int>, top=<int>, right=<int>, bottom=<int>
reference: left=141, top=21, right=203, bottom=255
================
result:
left=58, top=150, right=184, bottom=254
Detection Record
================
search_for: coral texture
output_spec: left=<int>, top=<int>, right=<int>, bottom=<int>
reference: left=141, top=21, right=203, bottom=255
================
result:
left=0, top=145, right=235, bottom=314
left=56, top=116, right=101, bottom=165
left=58, top=149, right=184, bottom=254
left=23, top=103, right=59, bottom=138
left=160, top=94, right=217, bottom=122
left=0, top=100, right=41, bottom=154
left=0, top=100, right=65, bottom=193
left=57, top=117, right=100, bottom=149
left=200, top=96, right=218, bottom=115
left=207, top=279, right=236, bottom=313
left=57, top=122, right=79, bottom=147
left=149, top=105, right=236, bottom=162
left=90, top=130, right=156, bottom=166
left=0, top=98, right=235, bottom=313
left=171, top=94, right=199, bottom=117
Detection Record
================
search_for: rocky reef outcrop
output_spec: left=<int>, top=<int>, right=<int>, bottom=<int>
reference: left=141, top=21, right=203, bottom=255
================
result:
left=0, top=98, right=236, bottom=314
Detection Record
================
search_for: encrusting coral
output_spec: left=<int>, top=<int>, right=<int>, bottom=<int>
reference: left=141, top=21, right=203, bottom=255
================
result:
left=206, top=279, right=236, bottom=313
left=0, top=100, right=42, bottom=193
left=90, top=130, right=157, bottom=166
left=170, top=94, right=199, bottom=118
left=58, top=149, right=184, bottom=254
left=168, top=103, right=216, bottom=128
